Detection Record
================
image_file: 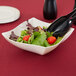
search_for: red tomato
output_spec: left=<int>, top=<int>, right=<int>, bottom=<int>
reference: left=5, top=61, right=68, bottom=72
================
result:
left=47, top=36, right=56, bottom=44
left=23, top=35, right=30, bottom=41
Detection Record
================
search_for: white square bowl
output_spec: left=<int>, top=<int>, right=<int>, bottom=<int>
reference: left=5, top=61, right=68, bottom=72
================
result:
left=2, top=17, right=74, bottom=55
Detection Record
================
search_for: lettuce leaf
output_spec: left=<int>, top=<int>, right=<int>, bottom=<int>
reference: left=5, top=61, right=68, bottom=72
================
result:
left=21, top=30, right=27, bottom=36
left=51, top=37, right=63, bottom=45
left=44, top=40, right=50, bottom=47
left=32, top=32, right=46, bottom=46
left=28, top=34, right=34, bottom=44
left=17, top=37, right=23, bottom=42
left=33, top=32, right=40, bottom=38
left=46, top=32, right=53, bottom=38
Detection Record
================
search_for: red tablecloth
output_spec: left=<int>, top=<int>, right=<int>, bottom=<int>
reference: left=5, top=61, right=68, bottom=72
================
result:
left=0, top=0, right=76, bottom=76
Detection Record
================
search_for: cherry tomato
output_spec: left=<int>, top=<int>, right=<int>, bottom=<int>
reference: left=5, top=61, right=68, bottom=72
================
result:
left=47, top=36, right=56, bottom=44
left=23, top=35, right=30, bottom=41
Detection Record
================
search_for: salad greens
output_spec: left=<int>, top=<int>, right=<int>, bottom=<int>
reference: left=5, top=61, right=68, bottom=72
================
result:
left=51, top=37, right=63, bottom=46
left=9, top=24, right=63, bottom=47
left=32, top=31, right=46, bottom=46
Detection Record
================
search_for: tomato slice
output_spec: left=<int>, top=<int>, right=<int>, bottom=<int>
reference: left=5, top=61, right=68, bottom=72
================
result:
left=47, top=36, right=56, bottom=44
left=23, top=35, right=30, bottom=41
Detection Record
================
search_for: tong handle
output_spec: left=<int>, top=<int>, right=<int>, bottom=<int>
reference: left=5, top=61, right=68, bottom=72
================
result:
left=66, top=8, right=76, bottom=18
left=71, top=15, right=76, bottom=22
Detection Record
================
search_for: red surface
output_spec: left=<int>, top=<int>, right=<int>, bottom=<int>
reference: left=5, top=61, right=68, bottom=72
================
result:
left=0, top=0, right=76, bottom=76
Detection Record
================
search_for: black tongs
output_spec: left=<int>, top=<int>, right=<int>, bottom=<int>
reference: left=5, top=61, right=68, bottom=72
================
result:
left=47, top=8, right=76, bottom=37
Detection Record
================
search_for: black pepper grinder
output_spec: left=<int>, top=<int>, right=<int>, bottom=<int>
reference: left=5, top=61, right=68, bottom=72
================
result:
left=74, top=0, right=76, bottom=9
left=73, top=0, right=76, bottom=25
left=43, top=0, right=57, bottom=20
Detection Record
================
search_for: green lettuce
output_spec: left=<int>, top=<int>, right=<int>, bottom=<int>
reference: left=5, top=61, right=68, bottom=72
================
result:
left=44, top=40, right=50, bottom=47
left=46, top=31, right=53, bottom=37
left=21, top=30, right=27, bottom=36
left=28, top=34, right=34, bottom=44
left=51, top=37, right=63, bottom=45
left=32, top=32, right=46, bottom=46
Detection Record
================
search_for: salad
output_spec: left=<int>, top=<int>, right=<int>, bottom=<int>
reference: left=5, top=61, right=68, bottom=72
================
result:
left=9, top=23, right=63, bottom=47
